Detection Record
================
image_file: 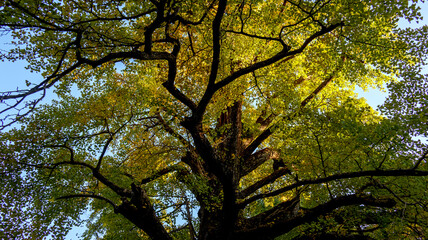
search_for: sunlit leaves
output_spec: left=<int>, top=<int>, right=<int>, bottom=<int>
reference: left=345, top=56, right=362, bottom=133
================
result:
left=1, top=0, right=428, bottom=239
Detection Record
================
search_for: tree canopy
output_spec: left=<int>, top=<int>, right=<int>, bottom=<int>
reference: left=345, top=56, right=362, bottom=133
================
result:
left=0, top=0, right=427, bottom=239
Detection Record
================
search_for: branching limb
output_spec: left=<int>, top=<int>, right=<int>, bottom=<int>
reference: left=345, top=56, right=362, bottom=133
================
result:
left=161, top=59, right=198, bottom=111
left=239, top=168, right=428, bottom=207
left=156, top=112, right=191, bottom=147
left=207, top=0, right=227, bottom=87
left=287, top=21, right=344, bottom=56
left=67, top=8, right=157, bottom=27
left=225, top=29, right=283, bottom=43
left=96, top=117, right=132, bottom=170
left=0, top=88, right=46, bottom=130
left=143, top=0, right=166, bottom=54
left=236, top=193, right=395, bottom=239
left=44, top=156, right=132, bottom=197
left=300, top=75, right=334, bottom=109
left=412, top=148, right=428, bottom=169
left=195, top=21, right=343, bottom=124
left=240, top=148, right=279, bottom=177
left=238, top=167, right=291, bottom=199
left=255, top=113, right=275, bottom=132
left=115, top=183, right=172, bottom=240
left=180, top=150, right=206, bottom=176
left=6, top=0, right=65, bottom=30
left=241, top=127, right=273, bottom=158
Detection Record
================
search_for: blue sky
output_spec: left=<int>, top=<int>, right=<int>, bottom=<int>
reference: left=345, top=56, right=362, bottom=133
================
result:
left=0, top=2, right=427, bottom=239
left=354, top=2, right=428, bottom=110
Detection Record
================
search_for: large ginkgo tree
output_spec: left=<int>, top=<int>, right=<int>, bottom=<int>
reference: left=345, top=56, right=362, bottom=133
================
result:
left=1, top=0, right=428, bottom=239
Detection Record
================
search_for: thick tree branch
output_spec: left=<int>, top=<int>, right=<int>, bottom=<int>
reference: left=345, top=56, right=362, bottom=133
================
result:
left=156, top=113, right=191, bottom=147
left=115, top=183, right=172, bottom=240
left=221, top=21, right=344, bottom=91
left=239, top=168, right=428, bottom=207
left=238, top=167, right=290, bottom=198
left=255, top=113, right=275, bottom=131
left=76, top=50, right=174, bottom=68
left=68, top=9, right=157, bottom=27
left=194, top=21, right=343, bottom=132
left=287, top=21, right=344, bottom=55
left=160, top=44, right=197, bottom=110
left=300, top=57, right=344, bottom=109
left=225, top=29, right=282, bottom=42
left=300, top=74, right=335, bottom=108
left=241, top=127, right=273, bottom=159
left=143, top=0, right=166, bottom=54
left=180, top=117, right=225, bottom=182
left=207, top=0, right=227, bottom=87
left=162, top=79, right=198, bottom=111
left=95, top=136, right=113, bottom=169
left=46, top=158, right=132, bottom=197
left=236, top=194, right=395, bottom=239
left=6, top=0, right=65, bottom=30
left=216, top=101, right=243, bottom=159
left=412, top=148, right=428, bottom=169
left=235, top=44, right=342, bottom=156
left=240, top=148, right=279, bottom=177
